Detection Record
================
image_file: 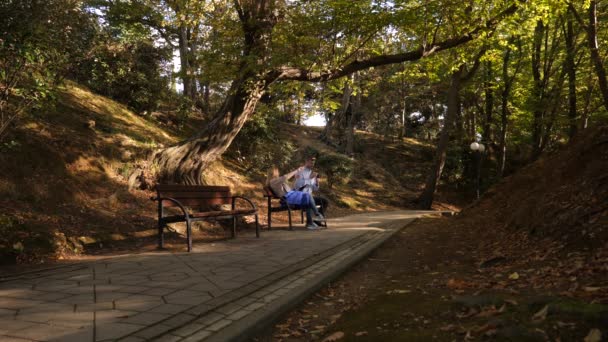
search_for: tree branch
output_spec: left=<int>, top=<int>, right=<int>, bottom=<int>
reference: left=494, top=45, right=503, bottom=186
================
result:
left=275, top=2, right=519, bottom=82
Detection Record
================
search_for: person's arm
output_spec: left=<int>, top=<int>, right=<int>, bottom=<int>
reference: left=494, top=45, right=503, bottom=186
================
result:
left=283, top=167, right=303, bottom=181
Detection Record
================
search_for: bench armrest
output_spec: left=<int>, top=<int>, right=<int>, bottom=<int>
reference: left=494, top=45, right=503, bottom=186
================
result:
left=232, top=196, right=257, bottom=211
left=153, top=196, right=191, bottom=220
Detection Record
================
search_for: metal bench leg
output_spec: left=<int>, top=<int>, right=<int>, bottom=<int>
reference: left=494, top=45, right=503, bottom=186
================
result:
left=158, top=221, right=164, bottom=249
left=255, top=214, right=260, bottom=238
left=186, top=220, right=192, bottom=252
left=267, top=197, right=272, bottom=230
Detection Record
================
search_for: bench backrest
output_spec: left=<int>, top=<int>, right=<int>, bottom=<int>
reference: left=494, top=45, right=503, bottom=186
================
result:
left=156, top=185, right=232, bottom=208
left=263, top=185, right=279, bottom=198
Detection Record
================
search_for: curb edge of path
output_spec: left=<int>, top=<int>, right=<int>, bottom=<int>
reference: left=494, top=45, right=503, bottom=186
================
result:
left=207, top=218, right=418, bottom=342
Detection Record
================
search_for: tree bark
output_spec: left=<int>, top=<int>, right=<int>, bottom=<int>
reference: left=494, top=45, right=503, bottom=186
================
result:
left=418, top=66, right=463, bottom=209
left=531, top=20, right=545, bottom=160
left=565, top=15, right=578, bottom=139
left=586, top=0, right=608, bottom=111
left=482, top=61, right=494, bottom=151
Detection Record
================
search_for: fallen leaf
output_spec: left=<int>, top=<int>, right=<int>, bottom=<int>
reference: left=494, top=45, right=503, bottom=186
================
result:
left=354, top=331, right=368, bottom=336
left=508, top=272, right=520, bottom=280
left=440, top=324, right=458, bottom=332
left=386, top=289, right=411, bottom=294
left=322, top=331, right=345, bottom=342
left=584, top=329, right=602, bottom=342
left=532, top=305, right=549, bottom=322
left=583, top=286, right=601, bottom=292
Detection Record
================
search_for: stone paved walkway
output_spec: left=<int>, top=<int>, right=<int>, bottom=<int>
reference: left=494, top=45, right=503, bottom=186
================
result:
left=0, top=210, right=440, bottom=342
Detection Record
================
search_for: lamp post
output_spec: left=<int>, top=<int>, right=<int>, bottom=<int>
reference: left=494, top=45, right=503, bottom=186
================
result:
left=470, top=142, right=485, bottom=199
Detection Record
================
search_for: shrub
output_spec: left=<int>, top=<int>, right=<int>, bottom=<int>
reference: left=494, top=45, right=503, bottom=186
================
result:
left=315, top=153, right=354, bottom=189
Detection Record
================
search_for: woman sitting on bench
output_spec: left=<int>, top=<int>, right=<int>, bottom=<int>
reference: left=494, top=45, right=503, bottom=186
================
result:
left=266, top=166, right=325, bottom=230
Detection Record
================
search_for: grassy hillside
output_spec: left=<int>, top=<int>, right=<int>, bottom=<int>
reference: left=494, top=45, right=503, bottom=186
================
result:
left=0, top=82, right=441, bottom=265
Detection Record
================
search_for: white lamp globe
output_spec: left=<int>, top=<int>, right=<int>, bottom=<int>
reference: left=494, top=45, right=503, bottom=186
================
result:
left=478, top=144, right=485, bottom=152
left=470, top=142, right=479, bottom=151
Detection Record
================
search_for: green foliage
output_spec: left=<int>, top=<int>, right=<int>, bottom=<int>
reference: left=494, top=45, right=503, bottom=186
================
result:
left=315, top=153, right=354, bottom=189
left=0, top=0, right=97, bottom=140
left=227, top=113, right=297, bottom=175
left=73, top=40, right=169, bottom=113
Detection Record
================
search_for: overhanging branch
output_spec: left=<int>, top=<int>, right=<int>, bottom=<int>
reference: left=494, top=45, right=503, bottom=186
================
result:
left=275, top=2, right=519, bottom=82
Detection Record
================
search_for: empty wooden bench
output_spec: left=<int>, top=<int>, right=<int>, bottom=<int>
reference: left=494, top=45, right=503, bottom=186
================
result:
left=152, top=185, right=259, bottom=252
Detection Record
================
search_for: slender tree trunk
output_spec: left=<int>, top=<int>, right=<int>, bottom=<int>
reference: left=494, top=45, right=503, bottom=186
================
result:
left=498, top=46, right=513, bottom=178
left=483, top=61, right=494, bottom=152
left=418, top=67, right=463, bottom=209
left=321, top=79, right=352, bottom=145
left=531, top=20, right=545, bottom=160
left=565, top=15, right=578, bottom=139
left=178, top=24, right=193, bottom=99
left=586, top=0, right=608, bottom=111
left=346, top=82, right=360, bottom=157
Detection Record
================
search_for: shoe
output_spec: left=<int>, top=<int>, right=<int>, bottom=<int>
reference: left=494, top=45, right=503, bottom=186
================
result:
left=306, top=222, right=320, bottom=230
left=314, top=214, right=325, bottom=221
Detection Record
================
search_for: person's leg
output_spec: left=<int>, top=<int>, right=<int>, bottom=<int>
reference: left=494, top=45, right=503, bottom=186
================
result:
left=305, top=207, right=313, bottom=225
left=308, top=195, right=321, bottom=216
left=314, top=196, right=328, bottom=215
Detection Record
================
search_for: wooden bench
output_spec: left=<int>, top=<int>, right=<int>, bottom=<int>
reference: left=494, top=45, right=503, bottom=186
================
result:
left=152, top=185, right=259, bottom=252
left=263, top=186, right=327, bottom=230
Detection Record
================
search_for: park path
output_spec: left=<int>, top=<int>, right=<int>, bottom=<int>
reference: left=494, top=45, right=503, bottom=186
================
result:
left=0, top=210, right=442, bottom=342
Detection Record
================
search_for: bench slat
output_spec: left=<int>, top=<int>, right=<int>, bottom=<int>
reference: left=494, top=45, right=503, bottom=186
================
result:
left=160, top=198, right=231, bottom=207
left=158, top=192, right=233, bottom=199
left=156, top=185, right=230, bottom=192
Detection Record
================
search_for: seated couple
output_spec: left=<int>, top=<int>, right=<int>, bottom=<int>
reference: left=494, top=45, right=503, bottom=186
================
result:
left=266, top=166, right=326, bottom=230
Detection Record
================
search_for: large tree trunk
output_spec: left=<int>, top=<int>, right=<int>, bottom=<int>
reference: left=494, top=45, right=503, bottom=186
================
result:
left=153, top=0, right=278, bottom=184
left=418, top=67, right=463, bottom=209
left=155, top=75, right=268, bottom=184
left=586, top=0, right=608, bottom=111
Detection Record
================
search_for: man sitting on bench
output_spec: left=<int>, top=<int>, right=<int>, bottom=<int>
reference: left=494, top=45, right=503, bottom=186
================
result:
left=266, top=166, right=325, bottom=230
left=294, top=156, right=329, bottom=221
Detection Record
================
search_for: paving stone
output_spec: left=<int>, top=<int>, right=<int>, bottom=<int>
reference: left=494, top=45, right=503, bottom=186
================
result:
left=227, top=309, right=253, bottom=321
left=9, top=322, right=91, bottom=342
left=205, top=318, right=232, bottom=332
left=0, top=298, right=44, bottom=310
left=149, top=303, right=190, bottom=315
left=213, top=302, right=243, bottom=316
left=243, top=302, right=265, bottom=311
left=95, top=309, right=139, bottom=323
left=132, top=323, right=174, bottom=339
left=114, top=299, right=164, bottom=312
left=0, top=335, right=37, bottom=342
left=115, top=337, right=146, bottom=342
left=180, top=329, right=213, bottom=342
left=171, top=322, right=207, bottom=337
left=122, top=311, right=171, bottom=326
left=75, top=302, right=114, bottom=312
left=95, top=322, right=143, bottom=341
left=185, top=303, right=214, bottom=316
left=55, top=293, right=95, bottom=305
left=150, top=334, right=182, bottom=342
left=193, top=311, right=224, bottom=326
